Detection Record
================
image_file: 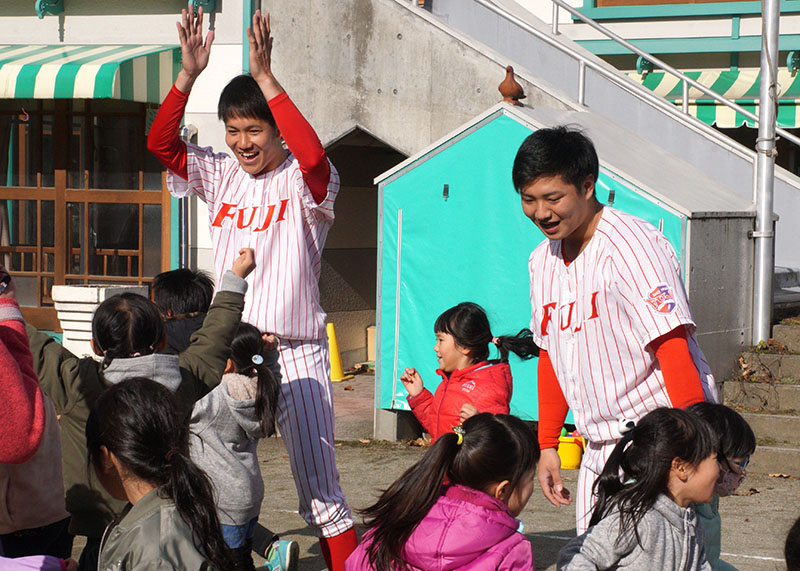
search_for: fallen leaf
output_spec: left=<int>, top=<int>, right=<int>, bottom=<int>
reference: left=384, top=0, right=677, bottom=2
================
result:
left=408, top=437, right=428, bottom=447
left=344, top=385, right=354, bottom=391
left=335, top=443, right=342, bottom=447
left=359, top=438, right=370, bottom=444
left=769, top=473, right=792, bottom=478
left=733, top=488, right=759, bottom=496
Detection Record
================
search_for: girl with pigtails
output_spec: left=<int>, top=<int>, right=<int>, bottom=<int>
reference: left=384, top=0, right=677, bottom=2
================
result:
left=189, top=322, right=285, bottom=571
left=557, top=407, right=718, bottom=570
left=87, top=377, right=233, bottom=569
left=346, top=413, right=540, bottom=571
left=401, top=302, right=539, bottom=441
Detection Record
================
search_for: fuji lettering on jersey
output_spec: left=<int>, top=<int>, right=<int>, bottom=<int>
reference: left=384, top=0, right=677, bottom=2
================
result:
left=211, top=198, right=291, bottom=231
left=644, top=283, right=676, bottom=314
left=461, top=380, right=476, bottom=393
left=540, top=291, right=600, bottom=336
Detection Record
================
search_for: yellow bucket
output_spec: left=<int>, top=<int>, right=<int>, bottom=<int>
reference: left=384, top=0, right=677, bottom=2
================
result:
left=557, top=433, right=585, bottom=470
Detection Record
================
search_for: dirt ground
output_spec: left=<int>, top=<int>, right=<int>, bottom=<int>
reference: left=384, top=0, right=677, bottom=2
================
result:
left=255, top=437, right=799, bottom=571
left=73, top=373, right=800, bottom=569
left=252, top=373, right=799, bottom=571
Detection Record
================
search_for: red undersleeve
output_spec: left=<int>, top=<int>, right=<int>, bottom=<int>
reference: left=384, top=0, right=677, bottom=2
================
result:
left=652, top=326, right=706, bottom=409
left=537, top=349, right=569, bottom=450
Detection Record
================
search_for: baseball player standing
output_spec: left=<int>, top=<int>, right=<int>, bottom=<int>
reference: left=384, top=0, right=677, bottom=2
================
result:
left=512, top=126, right=717, bottom=534
left=147, top=7, right=357, bottom=569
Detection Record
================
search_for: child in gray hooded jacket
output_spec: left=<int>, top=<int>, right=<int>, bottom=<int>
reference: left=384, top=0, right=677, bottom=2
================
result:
left=189, top=321, right=281, bottom=571
left=558, top=408, right=718, bottom=571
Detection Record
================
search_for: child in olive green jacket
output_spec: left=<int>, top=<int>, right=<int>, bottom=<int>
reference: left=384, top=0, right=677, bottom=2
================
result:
left=28, top=249, right=254, bottom=569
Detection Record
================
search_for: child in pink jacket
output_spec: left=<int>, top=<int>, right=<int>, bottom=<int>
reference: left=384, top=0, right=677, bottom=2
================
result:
left=401, top=303, right=539, bottom=441
left=346, top=413, right=539, bottom=571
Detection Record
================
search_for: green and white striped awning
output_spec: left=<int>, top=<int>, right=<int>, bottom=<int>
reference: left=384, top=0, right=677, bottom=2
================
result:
left=628, top=69, right=800, bottom=129
left=0, top=45, right=180, bottom=103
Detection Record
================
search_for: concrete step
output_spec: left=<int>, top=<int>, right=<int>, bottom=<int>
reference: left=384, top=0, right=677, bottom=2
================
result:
left=774, top=324, right=800, bottom=353
left=741, top=352, right=800, bottom=381
left=722, top=380, right=800, bottom=412
left=749, top=443, right=800, bottom=477
left=740, top=412, right=800, bottom=447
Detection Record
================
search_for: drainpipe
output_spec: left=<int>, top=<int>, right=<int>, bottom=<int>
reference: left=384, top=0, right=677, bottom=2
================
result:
left=752, top=0, right=780, bottom=344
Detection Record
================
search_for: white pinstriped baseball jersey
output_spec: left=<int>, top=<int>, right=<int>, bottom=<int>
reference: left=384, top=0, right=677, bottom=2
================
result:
left=529, top=207, right=717, bottom=450
left=168, top=143, right=339, bottom=341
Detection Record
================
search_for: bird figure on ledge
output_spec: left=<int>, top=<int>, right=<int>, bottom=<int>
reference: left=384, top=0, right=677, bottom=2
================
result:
left=499, top=65, right=526, bottom=106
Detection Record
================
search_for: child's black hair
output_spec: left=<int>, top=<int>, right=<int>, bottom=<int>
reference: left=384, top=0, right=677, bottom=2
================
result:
left=92, top=293, right=164, bottom=368
left=434, top=302, right=539, bottom=364
left=786, top=515, right=800, bottom=571
left=511, top=125, right=600, bottom=193
left=152, top=268, right=214, bottom=317
left=686, top=402, right=756, bottom=464
left=217, top=74, right=277, bottom=129
left=360, top=413, right=540, bottom=571
left=85, top=377, right=233, bottom=570
left=590, top=407, right=718, bottom=545
left=229, top=322, right=280, bottom=436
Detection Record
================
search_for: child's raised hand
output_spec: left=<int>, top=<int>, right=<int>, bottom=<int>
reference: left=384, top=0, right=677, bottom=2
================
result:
left=232, top=248, right=256, bottom=279
left=262, top=333, right=279, bottom=351
left=176, top=5, right=214, bottom=81
left=400, top=367, right=424, bottom=398
left=459, top=404, right=479, bottom=423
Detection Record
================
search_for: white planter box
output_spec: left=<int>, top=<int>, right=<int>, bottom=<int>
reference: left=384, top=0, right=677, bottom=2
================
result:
left=51, top=284, right=149, bottom=359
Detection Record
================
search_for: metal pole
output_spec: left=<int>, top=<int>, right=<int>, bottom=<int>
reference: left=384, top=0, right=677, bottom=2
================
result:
left=682, top=79, right=689, bottom=114
left=578, top=60, right=586, bottom=105
left=552, top=2, right=559, bottom=35
left=752, top=0, right=780, bottom=344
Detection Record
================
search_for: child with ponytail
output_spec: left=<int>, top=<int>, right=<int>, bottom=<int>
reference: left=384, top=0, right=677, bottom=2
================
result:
left=401, top=302, right=539, bottom=441
left=557, top=407, right=719, bottom=570
left=347, top=413, right=540, bottom=571
left=25, top=250, right=253, bottom=570
left=189, top=321, right=290, bottom=571
left=87, top=377, right=233, bottom=569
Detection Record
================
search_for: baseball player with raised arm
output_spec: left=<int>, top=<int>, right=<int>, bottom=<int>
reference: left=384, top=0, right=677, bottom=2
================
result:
left=512, top=126, right=717, bottom=534
left=147, top=7, right=356, bottom=570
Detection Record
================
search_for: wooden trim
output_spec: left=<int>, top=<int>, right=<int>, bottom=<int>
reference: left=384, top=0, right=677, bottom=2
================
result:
left=64, top=189, right=163, bottom=202
left=21, top=306, right=61, bottom=332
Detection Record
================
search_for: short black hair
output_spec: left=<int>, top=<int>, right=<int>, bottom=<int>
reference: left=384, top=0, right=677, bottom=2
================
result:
left=512, top=125, right=599, bottom=193
left=217, top=74, right=277, bottom=129
left=152, top=268, right=214, bottom=316
left=686, top=402, right=756, bottom=462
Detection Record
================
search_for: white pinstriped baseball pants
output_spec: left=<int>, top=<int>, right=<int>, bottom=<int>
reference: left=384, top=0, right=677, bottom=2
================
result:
left=575, top=440, right=618, bottom=535
left=276, top=338, right=353, bottom=538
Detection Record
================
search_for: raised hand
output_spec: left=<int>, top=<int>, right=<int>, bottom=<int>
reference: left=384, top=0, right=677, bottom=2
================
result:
left=247, top=10, right=274, bottom=82
left=176, top=5, right=214, bottom=84
left=400, top=367, right=424, bottom=398
left=459, top=403, right=479, bottom=423
left=232, top=248, right=256, bottom=280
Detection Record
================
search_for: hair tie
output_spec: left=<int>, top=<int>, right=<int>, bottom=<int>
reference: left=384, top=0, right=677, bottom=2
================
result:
left=452, top=425, right=465, bottom=445
left=491, top=337, right=500, bottom=346
left=617, top=418, right=636, bottom=436
left=251, top=354, right=264, bottom=365
left=165, top=448, right=180, bottom=462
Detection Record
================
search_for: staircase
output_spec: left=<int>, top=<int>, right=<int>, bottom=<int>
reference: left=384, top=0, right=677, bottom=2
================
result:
left=724, top=325, right=800, bottom=476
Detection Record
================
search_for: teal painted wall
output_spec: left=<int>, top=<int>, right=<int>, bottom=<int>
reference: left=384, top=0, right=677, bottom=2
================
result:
left=378, top=113, right=684, bottom=421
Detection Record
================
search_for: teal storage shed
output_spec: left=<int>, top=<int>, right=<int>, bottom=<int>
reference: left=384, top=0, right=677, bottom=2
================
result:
left=373, top=103, right=754, bottom=438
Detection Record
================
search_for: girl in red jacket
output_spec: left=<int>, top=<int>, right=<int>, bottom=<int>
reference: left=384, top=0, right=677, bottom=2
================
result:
left=401, top=302, right=539, bottom=441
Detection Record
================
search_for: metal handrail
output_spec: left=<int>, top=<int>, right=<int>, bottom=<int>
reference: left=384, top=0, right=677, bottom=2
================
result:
left=468, top=0, right=800, bottom=151
left=550, top=0, right=800, bottom=148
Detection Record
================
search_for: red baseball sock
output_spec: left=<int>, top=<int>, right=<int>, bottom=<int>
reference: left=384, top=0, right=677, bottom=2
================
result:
left=319, top=528, right=358, bottom=571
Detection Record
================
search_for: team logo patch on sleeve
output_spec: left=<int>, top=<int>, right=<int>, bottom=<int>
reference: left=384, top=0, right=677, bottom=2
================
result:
left=644, top=283, right=676, bottom=314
